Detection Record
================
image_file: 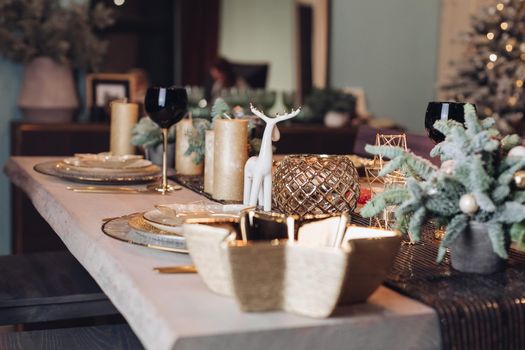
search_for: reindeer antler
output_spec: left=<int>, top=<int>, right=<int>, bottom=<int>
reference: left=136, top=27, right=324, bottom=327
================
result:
left=250, top=103, right=269, bottom=122
left=250, top=103, right=301, bottom=123
left=274, top=107, right=301, bottom=122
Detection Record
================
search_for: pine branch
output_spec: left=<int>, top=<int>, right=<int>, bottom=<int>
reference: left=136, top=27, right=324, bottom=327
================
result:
left=497, top=158, right=525, bottom=186
left=513, top=191, right=525, bottom=203
left=487, top=222, right=508, bottom=259
left=360, top=187, right=410, bottom=217
left=492, top=185, right=510, bottom=204
left=437, top=213, right=469, bottom=262
left=408, top=207, right=426, bottom=242
left=510, top=221, right=525, bottom=251
left=364, top=145, right=405, bottom=160
left=464, top=103, right=482, bottom=135
left=501, top=134, right=520, bottom=151
left=494, top=201, right=525, bottom=223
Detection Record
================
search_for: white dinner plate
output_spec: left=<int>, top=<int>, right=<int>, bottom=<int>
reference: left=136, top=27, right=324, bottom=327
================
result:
left=143, top=203, right=248, bottom=234
left=64, top=153, right=151, bottom=169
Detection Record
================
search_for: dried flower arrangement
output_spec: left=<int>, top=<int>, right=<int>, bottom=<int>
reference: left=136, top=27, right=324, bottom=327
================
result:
left=0, top=0, right=114, bottom=71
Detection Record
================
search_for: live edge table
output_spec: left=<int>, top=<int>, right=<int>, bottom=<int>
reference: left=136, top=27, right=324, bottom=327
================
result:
left=5, top=157, right=441, bottom=350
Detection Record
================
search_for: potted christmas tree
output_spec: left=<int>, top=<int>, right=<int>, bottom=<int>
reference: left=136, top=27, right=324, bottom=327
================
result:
left=361, top=104, right=525, bottom=274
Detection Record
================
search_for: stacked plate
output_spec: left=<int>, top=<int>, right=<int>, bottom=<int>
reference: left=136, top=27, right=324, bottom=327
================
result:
left=102, top=202, right=248, bottom=253
left=35, top=153, right=161, bottom=184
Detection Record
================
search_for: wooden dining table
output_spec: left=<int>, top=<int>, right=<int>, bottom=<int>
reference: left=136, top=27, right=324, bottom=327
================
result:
left=4, top=157, right=441, bottom=350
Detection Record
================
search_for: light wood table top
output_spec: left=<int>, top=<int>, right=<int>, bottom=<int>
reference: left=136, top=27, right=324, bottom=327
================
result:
left=5, top=157, right=441, bottom=350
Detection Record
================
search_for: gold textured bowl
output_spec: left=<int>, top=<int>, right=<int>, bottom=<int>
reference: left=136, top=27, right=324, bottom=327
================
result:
left=272, top=154, right=360, bottom=216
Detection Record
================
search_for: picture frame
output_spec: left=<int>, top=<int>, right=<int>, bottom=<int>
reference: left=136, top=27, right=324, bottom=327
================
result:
left=86, top=73, right=138, bottom=122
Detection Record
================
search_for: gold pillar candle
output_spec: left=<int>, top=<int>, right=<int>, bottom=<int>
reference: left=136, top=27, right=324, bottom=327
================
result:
left=204, top=130, right=215, bottom=194
left=175, top=119, right=204, bottom=175
left=110, top=100, right=139, bottom=155
left=213, top=119, right=248, bottom=201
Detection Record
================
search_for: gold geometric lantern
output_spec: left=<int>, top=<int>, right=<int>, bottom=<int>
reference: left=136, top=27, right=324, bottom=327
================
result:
left=364, top=134, right=407, bottom=229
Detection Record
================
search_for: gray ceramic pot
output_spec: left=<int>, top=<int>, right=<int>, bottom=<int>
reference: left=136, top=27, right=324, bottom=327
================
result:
left=145, top=143, right=175, bottom=168
left=450, top=221, right=507, bottom=274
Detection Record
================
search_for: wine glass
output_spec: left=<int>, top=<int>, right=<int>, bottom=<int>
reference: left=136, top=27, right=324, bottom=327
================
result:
left=425, top=102, right=471, bottom=144
left=144, top=86, right=188, bottom=193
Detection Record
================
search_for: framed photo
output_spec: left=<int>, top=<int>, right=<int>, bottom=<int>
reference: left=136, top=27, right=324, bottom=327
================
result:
left=86, top=73, right=138, bottom=122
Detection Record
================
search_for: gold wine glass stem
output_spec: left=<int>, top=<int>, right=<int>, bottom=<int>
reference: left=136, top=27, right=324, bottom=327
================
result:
left=161, top=127, right=169, bottom=193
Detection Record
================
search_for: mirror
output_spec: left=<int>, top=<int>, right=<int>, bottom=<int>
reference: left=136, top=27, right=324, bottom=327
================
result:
left=218, top=0, right=330, bottom=104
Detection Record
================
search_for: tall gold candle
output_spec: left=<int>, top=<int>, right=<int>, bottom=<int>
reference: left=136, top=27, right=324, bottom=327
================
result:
left=110, top=100, right=139, bottom=155
left=213, top=119, right=248, bottom=201
left=176, top=119, right=204, bottom=175
left=204, top=130, right=215, bottom=194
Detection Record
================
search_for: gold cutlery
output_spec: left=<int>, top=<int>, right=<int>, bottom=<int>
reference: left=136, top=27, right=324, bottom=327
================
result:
left=67, top=185, right=181, bottom=194
left=153, top=265, right=197, bottom=274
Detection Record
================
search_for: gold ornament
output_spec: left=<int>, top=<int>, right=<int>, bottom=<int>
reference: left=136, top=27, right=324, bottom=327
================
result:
left=514, top=171, right=525, bottom=189
left=459, top=194, right=479, bottom=215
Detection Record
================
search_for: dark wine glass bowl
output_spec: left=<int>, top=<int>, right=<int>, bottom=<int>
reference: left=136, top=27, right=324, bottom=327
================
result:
left=145, top=86, right=188, bottom=129
left=425, top=102, right=473, bottom=144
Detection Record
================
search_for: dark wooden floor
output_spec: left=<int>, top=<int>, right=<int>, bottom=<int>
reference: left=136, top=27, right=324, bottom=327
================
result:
left=0, top=324, right=143, bottom=350
left=0, top=251, right=118, bottom=326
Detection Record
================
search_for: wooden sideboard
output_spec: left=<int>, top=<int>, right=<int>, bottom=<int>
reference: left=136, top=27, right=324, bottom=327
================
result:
left=10, top=121, right=357, bottom=253
left=11, top=123, right=111, bottom=253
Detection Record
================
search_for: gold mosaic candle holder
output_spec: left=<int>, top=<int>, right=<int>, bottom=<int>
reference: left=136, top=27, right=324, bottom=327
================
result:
left=272, top=154, right=360, bottom=216
left=364, top=133, right=407, bottom=230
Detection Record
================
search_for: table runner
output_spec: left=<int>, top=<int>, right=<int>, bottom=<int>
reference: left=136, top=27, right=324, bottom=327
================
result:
left=384, top=233, right=525, bottom=350
left=171, top=174, right=238, bottom=204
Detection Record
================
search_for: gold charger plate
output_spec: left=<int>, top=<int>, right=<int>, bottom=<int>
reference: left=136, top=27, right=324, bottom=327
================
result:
left=34, top=160, right=161, bottom=185
left=101, top=213, right=187, bottom=253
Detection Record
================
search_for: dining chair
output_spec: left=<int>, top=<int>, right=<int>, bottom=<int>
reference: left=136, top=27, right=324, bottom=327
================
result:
left=230, top=61, right=269, bottom=89
left=0, top=324, right=143, bottom=349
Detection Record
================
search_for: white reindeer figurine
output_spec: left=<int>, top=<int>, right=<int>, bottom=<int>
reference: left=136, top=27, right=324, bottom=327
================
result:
left=244, top=104, right=301, bottom=211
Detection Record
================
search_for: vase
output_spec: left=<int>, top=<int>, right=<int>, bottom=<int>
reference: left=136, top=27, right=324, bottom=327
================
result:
left=324, top=111, right=350, bottom=128
left=18, top=57, right=79, bottom=123
left=145, top=143, right=175, bottom=168
left=449, top=221, right=507, bottom=274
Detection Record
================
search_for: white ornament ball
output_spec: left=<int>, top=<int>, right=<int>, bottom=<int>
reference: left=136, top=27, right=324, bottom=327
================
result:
left=440, top=160, right=456, bottom=175
left=459, top=194, right=479, bottom=215
left=508, top=146, right=525, bottom=159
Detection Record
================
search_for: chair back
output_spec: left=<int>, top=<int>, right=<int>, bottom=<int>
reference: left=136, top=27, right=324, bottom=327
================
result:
left=230, top=62, right=269, bottom=89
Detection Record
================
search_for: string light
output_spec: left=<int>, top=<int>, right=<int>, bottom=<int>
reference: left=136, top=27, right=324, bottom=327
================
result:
left=114, top=0, right=125, bottom=5
left=487, top=62, right=495, bottom=69
left=487, top=32, right=495, bottom=40
left=508, top=96, right=518, bottom=106
left=516, top=80, right=524, bottom=88
left=489, top=53, right=498, bottom=62
left=484, top=107, right=493, bottom=115
left=501, top=22, right=509, bottom=30
left=496, top=3, right=505, bottom=11
left=506, top=44, right=514, bottom=52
